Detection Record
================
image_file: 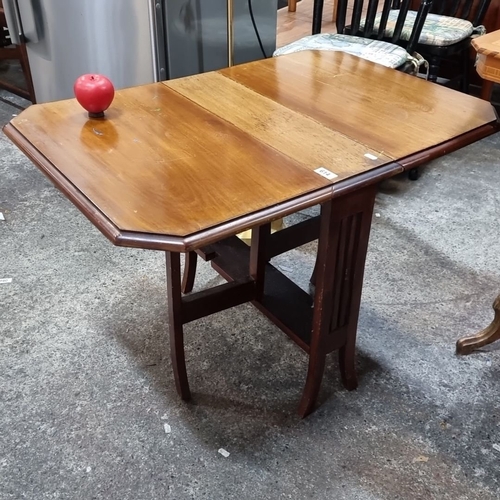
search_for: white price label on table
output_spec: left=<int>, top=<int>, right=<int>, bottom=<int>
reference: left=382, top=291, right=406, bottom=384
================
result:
left=314, top=167, right=338, bottom=180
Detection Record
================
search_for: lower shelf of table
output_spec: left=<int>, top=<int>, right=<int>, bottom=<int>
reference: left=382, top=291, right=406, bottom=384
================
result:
left=204, top=235, right=314, bottom=353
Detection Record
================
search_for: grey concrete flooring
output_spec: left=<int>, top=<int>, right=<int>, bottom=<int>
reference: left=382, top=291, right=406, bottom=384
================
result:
left=1, top=88, right=500, bottom=500
left=0, top=60, right=27, bottom=96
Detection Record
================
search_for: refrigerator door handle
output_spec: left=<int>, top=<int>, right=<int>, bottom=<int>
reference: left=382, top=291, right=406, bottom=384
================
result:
left=3, top=0, right=40, bottom=44
left=17, top=0, right=40, bottom=43
left=149, top=0, right=167, bottom=81
left=3, top=0, right=23, bottom=45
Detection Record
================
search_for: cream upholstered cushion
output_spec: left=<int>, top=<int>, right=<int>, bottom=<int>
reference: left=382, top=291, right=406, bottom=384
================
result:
left=273, top=34, right=412, bottom=69
left=365, top=10, right=481, bottom=47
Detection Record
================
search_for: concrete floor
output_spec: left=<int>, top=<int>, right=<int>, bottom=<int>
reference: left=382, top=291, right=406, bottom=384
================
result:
left=1, top=87, right=500, bottom=500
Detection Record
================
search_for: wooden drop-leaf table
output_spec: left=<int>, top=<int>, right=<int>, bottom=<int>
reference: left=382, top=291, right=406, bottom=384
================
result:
left=4, top=51, right=498, bottom=417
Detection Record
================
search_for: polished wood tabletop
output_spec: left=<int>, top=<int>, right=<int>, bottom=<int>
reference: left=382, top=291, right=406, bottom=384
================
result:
left=4, top=51, right=497, bottom=250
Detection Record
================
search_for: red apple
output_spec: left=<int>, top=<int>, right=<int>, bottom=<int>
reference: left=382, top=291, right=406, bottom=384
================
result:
left=73, top=74, right=115, bottom=118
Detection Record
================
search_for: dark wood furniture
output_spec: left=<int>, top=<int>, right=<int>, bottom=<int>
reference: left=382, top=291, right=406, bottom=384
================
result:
left=0, top=0, right=35, bottom=102
left=457, top=294, right=500, bottom=354
left=455, top=32, right=500, bottom=355
left=474, top=0, right=500, bottom=98
left=3, top=51, right=498, bottom=417
left=413, top=0, right=491, bottom=92
left=337, top=0, right=432, bottom=60
left=411, top=0, right=500, bottom=95
left=312, top=0, right=431, bottom=40
left=472, top=28, right=500, bottom=99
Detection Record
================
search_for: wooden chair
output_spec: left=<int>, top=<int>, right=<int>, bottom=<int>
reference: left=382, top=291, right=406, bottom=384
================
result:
left=276, top=0, right=432, bottom=76
left=372, top=0, right=491, bottom=179
left=381, top=0, right=492, bottom=92
left=0, top=0, right=35, bottom=102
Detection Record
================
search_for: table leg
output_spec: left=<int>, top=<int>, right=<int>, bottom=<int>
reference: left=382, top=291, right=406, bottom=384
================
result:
left=298, top=185, right=377, bottom=417
left=165, top=186, right=376, bottom=415
left=181, top=251, right=197, bottom=294
left=166, top=241, right=262, bottom=401
left=480, top=80, right=494, bottom=101
left=338, top=192, right=376, bottom=391
left=166, top=251, right=191, bottom=400
left=456, top=294, right=500, bottom=355
left=250, top=223, right=271, bottom=301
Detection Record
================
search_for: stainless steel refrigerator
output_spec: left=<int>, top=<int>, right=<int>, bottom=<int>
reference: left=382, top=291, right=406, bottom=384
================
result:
left=3, top=0, right=277, bottom=103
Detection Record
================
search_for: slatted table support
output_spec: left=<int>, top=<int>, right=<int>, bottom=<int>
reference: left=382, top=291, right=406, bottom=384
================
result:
left=167, top=184, right=377, bottom=418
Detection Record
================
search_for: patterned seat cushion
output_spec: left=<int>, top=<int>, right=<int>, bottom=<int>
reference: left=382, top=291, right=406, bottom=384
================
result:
left=364, top=10, right=476, bottom=47
left=273, top=34, right=411, bottom=69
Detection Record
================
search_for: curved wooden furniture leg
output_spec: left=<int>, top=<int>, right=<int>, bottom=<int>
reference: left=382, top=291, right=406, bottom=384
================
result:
left=480, top=80, right=494, bottom=101
left=298, top=346, right=327, bottom=418
left=166, top=251, right=191, bottom=400
left=456, top=294, right=500, bottom=355
left=288, top=0, right=297, bottom=12
left=339, top=340, right=358, bottom=390
left=181, top=251, right=197, bottom=294
left=298, top=202, right=334, bottom=418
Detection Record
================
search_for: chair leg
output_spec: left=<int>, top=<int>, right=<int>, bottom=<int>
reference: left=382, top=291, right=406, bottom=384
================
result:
left=288, top=0, right=297, bottom=12
left=408, top=168, right=420, bottom=181
left=312, top=0, right=324, bottom=34
left=427, top=56, right=440, bottom=83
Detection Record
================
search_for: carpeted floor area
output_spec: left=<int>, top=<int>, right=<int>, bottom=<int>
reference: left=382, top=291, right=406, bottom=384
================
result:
left=1, top=88, right=500, bottom=499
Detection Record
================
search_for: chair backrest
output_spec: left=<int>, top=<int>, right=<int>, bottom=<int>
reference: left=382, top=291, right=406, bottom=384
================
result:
left=406, top=0, right=491, bottom=25
left=336, top=0, right=433, bottom=55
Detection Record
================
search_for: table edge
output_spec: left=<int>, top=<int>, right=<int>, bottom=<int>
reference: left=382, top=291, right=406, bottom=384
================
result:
left=397, top=120, right=500, bottom=168
left=3, top=122, right=400, bottom=252
left=4, top=119, right=498, bottom=253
